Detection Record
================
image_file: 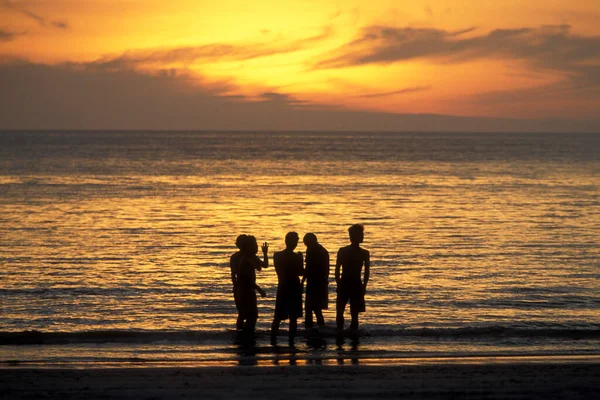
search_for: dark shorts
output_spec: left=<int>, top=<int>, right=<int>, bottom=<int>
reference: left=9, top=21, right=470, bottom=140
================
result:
left=274, top=281, right=303, bottom=320
left=336, top=280, right=365, bottom=313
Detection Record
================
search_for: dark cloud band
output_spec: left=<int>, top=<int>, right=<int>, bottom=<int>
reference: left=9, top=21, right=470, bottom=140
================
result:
left=317, top=25, right=600, bottom=69
left=1, top=0, right=68, bottom=29
left=0, top=28, right=16, bottom=42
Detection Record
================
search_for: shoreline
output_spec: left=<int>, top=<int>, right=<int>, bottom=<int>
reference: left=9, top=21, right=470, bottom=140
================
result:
left=3, top=353, right=600, bottom=369
left=2, top=361, right=599, bottom=399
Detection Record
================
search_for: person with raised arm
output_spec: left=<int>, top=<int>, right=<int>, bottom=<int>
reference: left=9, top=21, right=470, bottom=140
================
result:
left=235, top=235, right=268, bottom=333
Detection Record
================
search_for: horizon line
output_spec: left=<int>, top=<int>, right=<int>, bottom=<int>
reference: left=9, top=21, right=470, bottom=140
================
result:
left=1, top=129, right=599, bottom=135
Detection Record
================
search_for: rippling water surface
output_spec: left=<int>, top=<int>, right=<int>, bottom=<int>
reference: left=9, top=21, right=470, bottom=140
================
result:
left=1, top=131, right=599, bottom=364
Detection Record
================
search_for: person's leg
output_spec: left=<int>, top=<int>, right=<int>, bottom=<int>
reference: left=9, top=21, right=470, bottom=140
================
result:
left=305, top=299, right=314, bottom=329
left=270, top=317, right=281, bottom=345
left=349, top=289, right=360, bottom=330
left=245, top=315, right=257, bottom=333
left=289, top=317, right=297, bottom=347
left=350, top=308, right=359, bottom=330
left=315, top=309, right=325, bottom=327
left=234, top=289, right=244, bottom=330
left=244, top=293, right=258, bottom=333
left=336, top=294, right=346, bottom=331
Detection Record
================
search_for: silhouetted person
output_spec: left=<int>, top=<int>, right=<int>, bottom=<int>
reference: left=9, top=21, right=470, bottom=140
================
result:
left=230, top=235, right=269, bottom=330
left=302, top=233, right=329, bottom=329
left=236, top=235, right=268, bottom=333
left=230, top=234, right=247, bottom=330
left=336, top=224, right=370, bottom=332
left=271, top=232, right=304, bottom=347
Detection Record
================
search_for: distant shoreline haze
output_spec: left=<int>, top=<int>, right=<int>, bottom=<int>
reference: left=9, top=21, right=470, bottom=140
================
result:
left=1, top=63, right=599, bottom=133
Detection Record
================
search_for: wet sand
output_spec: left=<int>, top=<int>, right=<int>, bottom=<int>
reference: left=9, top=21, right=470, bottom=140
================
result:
left=2, top=361, right=599, bottom=399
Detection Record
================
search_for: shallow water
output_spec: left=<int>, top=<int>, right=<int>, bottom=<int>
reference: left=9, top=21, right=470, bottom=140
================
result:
left=1, top=131, right=599, bottom=365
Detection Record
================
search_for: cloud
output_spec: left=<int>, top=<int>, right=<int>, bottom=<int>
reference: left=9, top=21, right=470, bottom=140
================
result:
left=0, top=60, right=246, bottom=129
left=0, top=28, right=17, bottom=42
left=315, top=25, right=600, bottom=75
left=94, top=27, right=332, bottom=68
left=1, top=0, right=68, bottom=29
left=258, top=92, right=309, bottom=106
left=468, top=64, right=600, bottom=116
left=51, top=20, right=68, bottom=29
left=1, top=60, right=598, bottom=132
left=315, top=24, right=600, bottom=106
left=95, top=43, right=286, bottom=68
left=359, top=86, right=431, bottom=98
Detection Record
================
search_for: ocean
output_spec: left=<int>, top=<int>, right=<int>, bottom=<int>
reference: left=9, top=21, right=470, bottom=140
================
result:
left=1, top=131, right=599, bottom=367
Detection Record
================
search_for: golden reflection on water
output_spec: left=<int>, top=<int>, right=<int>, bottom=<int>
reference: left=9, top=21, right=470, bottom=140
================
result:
left=1, top=155, right=599, bottom=333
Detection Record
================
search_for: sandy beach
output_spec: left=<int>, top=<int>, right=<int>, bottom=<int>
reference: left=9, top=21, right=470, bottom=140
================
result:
left=2, top=360, right=599, bottom=399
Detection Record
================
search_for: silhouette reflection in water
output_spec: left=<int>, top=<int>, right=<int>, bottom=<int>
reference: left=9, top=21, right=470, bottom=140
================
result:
left=306, top=355, right=324, bottom=365
left=272, top=350, right=299, bottom=366
left=336, top=333, right=360, bottom=365
left=306, top=333, right=327, bottom=350
left=234, top=331, right=258, bottom=366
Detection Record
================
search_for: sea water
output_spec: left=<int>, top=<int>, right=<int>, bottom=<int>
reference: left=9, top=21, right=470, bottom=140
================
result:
left=1, top=131, right=599, bottom=366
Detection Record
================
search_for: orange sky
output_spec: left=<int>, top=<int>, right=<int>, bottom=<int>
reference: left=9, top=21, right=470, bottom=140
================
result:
left=1, top=0, right=600, bottom=128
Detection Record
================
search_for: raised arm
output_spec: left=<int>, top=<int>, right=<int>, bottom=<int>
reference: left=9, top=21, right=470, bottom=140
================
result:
left=260, top=242, right=269, bottom=269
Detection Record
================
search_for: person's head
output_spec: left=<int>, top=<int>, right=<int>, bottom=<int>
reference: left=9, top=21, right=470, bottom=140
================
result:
left=243, top=235, right=259, bottom=255
left=235, top=234, right=247, bottom=250
left=303, top=232, right=318, bottom=248
left=285, top=231, right=299, bottom=250
left=348, top=224, right=364, bottom=245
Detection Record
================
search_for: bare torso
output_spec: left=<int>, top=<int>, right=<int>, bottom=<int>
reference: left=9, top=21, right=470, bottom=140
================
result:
left=337, top=245, right=369, bottom=282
